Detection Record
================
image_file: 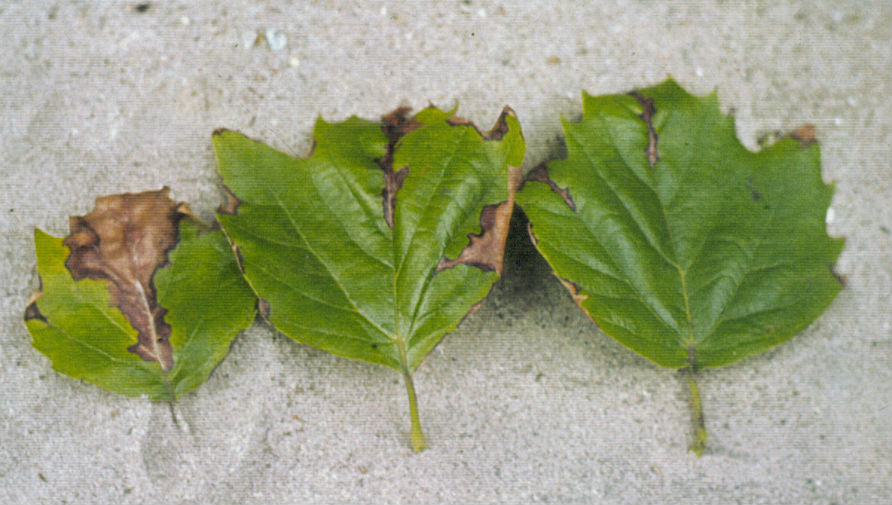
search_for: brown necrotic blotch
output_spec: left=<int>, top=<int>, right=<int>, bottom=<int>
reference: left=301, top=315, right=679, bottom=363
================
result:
left=630, top=91, right=660, bottom=167
left=435, top=107, right=522, bottom=275
left=435, top=201, right=514, bottom=275
left=525, top=163, right=576, bottom=212
left=379, top=107, right=420, bottom=229
left=63, top=188, right=190, bottom=371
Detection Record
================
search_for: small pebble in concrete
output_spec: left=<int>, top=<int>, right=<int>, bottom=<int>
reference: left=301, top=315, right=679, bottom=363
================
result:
left=265, top=28, right=288, bottom=51
left=241, top=30, right=258, bottom=50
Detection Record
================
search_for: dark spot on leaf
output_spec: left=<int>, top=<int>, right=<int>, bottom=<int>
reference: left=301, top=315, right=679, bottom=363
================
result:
left=447, top=106, right=518, bottom=142
left=371, top=343, right=378, bottom=349
left=790, top=124, right=817, bottom=147
left=381, top=107, right=423, bottom=144
left=525, top=163, right=576, bottom=211
left=218, top=185, right=242, bottom=215
left=831, top=266, right=847, bottom=286
left=527, top=222, right=539, bottom=246
left=880, top=225, right=890, bottom=234
left=258, top=298, right=271, bottom=319
left=24, top=299, right=47, bottom=323
left=381, top=168, right=408, bottom=229
left=483, top=107, right=517, bottom=141
left=132, top=3, right=151, bottom=13
left=556, top=276, right=588, bottom=308
left=630, top=91, right=660, bottom=167
left=378, top=108, right=422, bottom=229
left=230, top=243, right=245, bottom=272
left=746, top=177, right=763, bottom=201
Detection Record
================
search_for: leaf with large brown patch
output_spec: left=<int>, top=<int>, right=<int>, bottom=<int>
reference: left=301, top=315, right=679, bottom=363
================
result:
left=25, top=189, right=256, bottom=401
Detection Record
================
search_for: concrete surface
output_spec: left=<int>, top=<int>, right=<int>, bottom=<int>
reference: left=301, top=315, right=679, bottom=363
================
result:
left=2, top=1, right=890, bottom=503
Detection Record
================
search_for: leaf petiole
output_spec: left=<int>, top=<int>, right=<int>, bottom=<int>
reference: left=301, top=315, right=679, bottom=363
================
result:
left=164, top=375, right=179, bottom=427
left=686, top=368, right=707, bottom=457
left=398, top=342, right=427, bottom=452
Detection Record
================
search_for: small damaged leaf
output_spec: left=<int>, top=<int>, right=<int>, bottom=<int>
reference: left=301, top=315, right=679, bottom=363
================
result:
left=25, top=189, right=256, bottom=401
left=517, top=79, right=844, bottom=455
left=213, top=105, right=524, bottom=451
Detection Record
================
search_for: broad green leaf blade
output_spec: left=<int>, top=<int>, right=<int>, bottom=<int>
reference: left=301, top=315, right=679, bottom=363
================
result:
left=214, top=106, right=524, bottom=450
left=517, top=80, right=843, bottom=453
left=518, top=79, right=843, bottom=369
left=25, top=192, right=256, bottom=402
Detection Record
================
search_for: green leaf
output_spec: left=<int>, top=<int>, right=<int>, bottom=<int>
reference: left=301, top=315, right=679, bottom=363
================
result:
left=25, top=189, right=256, bottom=402
left=517, top=79, right=843, bottom=454
left=213, top=106, right=524, bottom=450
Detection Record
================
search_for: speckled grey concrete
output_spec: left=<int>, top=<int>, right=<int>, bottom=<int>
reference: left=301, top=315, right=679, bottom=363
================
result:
left=2, top=1, right=890, bottom=504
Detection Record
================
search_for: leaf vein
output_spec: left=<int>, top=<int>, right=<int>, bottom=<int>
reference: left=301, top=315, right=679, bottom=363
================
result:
left=270, top=191, right=393, bottom=340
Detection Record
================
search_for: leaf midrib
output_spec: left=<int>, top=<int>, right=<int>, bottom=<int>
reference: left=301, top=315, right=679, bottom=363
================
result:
left=392, top=130, right=464, bottom=349
left=585, top=103, right=779, bottom=355
left=567, top=116, right=688, bottom=346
